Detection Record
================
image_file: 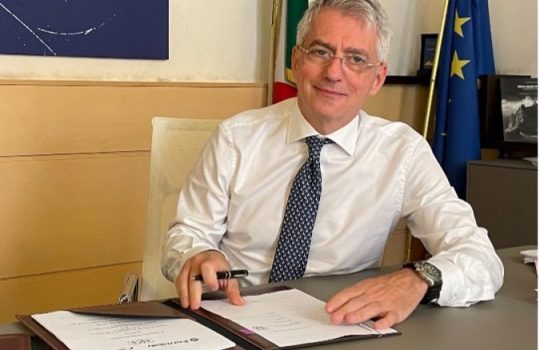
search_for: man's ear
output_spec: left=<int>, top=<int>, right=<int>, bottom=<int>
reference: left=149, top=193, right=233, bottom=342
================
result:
left=368, top=63, right=388, bottom=96
left=291, top=46, right=300, bottom=80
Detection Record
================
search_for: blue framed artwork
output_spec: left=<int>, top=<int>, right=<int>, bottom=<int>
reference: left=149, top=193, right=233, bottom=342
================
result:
left=0, top=0, right=168, bottom=59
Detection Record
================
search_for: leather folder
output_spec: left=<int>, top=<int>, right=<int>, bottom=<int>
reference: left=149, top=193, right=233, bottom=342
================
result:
left=177, top=285, right=400, bottom=350
left=0, top=333, right=32, bottom=350
left=17, top=286, right=399, bottom=350
left=17, top=300, right=243, bottom=350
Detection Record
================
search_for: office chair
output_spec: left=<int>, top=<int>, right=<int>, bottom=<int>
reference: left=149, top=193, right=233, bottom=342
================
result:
left=120, top=117, right=221, bottom=303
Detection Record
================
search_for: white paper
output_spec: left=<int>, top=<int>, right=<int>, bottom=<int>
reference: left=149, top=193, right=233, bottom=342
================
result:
left=520, top=249, right=538, bottom=261
left=520, top=249, right=538, bottom=275
left=523, top=157, right=538, bottom=166
left=201, top=288, right=397, bottom=348
left=32, top=311, right=235, bottom=350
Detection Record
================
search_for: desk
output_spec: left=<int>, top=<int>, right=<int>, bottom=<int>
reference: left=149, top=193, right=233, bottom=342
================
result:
left=285, top=245, right=537, bottom=349
left=2, top=246, right=537, bottom=350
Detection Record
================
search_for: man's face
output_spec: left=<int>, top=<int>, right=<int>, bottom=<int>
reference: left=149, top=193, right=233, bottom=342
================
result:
left=292, top=8, right=388, bottom=133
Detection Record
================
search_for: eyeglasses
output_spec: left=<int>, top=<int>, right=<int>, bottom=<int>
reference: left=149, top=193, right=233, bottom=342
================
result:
left=297, top=45, right=382, bottom=73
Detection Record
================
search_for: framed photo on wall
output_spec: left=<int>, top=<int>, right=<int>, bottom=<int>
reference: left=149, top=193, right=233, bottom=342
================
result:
left=0, top=0, right=169, bottom=59
left=417, top=34, right=437, bottom=76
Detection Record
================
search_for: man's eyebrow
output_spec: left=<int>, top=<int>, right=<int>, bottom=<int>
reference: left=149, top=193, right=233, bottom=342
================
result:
left=308, top=39, right=370, bottom=57
left=308, top=39, right=335, bottom=51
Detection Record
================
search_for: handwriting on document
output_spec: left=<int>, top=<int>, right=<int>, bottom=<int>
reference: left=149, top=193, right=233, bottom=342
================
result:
left=201, top=288, right=397, bottom=348
left=32, top=310, right=235, bottom=350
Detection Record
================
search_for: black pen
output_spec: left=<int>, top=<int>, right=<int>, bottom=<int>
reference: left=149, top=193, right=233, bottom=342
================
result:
left=192, top=269, right=249, bottom=281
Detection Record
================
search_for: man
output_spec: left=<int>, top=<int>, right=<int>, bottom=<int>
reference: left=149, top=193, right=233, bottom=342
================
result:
left=162, top=0, right=503, bottom=329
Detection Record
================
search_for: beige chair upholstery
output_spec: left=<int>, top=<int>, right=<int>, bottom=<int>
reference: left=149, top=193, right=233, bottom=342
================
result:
left=124, top=117, right=221, bottom=302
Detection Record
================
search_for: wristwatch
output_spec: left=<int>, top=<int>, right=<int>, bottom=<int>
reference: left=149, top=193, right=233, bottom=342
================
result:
left=403, top=261, right=442, bottom=304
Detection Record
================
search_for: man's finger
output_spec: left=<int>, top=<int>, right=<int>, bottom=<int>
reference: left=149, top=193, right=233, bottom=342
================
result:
left=224, top=279, right=245, bottom=306
left=188, top=278, right=204, bottom=310
left=177, top=261, right=194, bottom=309
left=372, top=311, right=399, bottom=330
left=326, top=284, right=367, bottom=313
left=330, top=299, right=384, bottom=325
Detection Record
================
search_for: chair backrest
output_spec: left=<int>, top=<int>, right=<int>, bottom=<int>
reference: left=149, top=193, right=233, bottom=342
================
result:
left=140, top=117, right=221, bottom=301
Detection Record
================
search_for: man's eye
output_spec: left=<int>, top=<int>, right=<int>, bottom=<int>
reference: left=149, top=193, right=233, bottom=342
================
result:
left=349, top=54, right=367, bottom=64
left=311, top=48, right=331, bottom=58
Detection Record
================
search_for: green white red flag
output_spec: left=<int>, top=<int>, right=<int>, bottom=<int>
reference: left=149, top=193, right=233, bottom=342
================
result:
left=271, top=0, right=310, bottom=104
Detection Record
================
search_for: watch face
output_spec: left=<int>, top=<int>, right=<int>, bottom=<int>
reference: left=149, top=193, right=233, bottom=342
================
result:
left=416, top=262, right=442, bottom=281
left=408, top=261, right=442, bottom=303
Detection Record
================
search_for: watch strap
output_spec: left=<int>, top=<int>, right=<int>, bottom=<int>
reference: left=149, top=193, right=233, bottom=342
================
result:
left=403, top=261, right=442, bottom=304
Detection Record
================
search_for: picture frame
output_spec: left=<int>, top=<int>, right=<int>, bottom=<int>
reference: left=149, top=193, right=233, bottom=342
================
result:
left=498, top=76, right=538, bottom=158
left=499, top=76, right=538, bottom=144
left=478, top=74, right=538, bottom=159
left=417, top=33, right=438, bottom=76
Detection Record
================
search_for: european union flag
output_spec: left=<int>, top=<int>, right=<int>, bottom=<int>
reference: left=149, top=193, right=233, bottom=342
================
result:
left=433, top=0, right=495, bottom=198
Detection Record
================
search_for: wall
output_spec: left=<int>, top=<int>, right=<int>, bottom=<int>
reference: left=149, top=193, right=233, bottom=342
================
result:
left=489, top=0, right=537, bottom=76
left=0, top=0, right=273, bottom=323
left=383, top=0, right=537, bottom=76
left=0, top=0, right=536, bottom=323
left=0, top=1, right=535, bottom=82
left=0, top=81, right=267, bottom=323
left=0, top=1, right=273, bottom=82
left=0, top=80, right=425, bottom=324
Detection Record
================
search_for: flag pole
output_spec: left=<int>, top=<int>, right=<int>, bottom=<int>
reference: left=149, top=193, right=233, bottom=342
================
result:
left=422, top=0, right=450, bottom=139
left=408, top=0, right=450, bottom=262
left=267, top=0, right=283, bottom=105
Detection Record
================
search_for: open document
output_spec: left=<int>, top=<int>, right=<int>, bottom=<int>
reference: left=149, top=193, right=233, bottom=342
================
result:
left=201, top=288, right=398, bottom=348
left=31, top=311, right=235, bottom=350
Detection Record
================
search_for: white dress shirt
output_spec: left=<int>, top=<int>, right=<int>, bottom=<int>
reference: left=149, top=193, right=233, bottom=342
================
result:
left=162, top=98, right=503, bottom=307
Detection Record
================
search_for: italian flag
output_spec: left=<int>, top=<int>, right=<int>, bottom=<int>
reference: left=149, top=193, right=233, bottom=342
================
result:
left=270, top=0, right=311, bottom=104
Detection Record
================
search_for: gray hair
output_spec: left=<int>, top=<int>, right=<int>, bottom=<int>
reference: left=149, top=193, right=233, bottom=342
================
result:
left=296, top=0, right=393, bottom=62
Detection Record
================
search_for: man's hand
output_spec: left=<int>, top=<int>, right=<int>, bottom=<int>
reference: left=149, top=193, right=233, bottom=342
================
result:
left=325, top=268, right=428, bottom=329
left=176, top=250, right=245, bottom=310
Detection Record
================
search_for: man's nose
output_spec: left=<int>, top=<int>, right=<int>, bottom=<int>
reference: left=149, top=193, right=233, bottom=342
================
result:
left=323, top=56, right=345, bottom=81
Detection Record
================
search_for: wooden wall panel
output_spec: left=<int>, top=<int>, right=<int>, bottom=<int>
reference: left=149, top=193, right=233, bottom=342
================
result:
left=0, top=263, right=141, bottom=323
left=0, top=80, right=267, bottom=324
left=0, top=153, right=149, bottom=279
left=365, top=83, right=428, bottom=130
left=381, top=220, right=408, bottom=266
left=367, top=84, right=430, bottom=261
left=0, top=81, right=266, bottom=157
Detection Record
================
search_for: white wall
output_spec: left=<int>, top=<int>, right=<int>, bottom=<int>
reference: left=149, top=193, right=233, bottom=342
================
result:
left=489, top=0, right=537, bottom=76
left=0, top=0, right=535, bottom=82
left=384, top=0, right=537, bottom=76
left=384, top=0, right=444, bottom=76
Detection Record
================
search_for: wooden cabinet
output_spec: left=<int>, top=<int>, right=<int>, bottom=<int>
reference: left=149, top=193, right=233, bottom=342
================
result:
left=467, top=159, right=537, bottom=249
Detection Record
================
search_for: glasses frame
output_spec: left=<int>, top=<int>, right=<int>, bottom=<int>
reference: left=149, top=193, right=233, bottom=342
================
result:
left=297, top=44, right=383, bottom=72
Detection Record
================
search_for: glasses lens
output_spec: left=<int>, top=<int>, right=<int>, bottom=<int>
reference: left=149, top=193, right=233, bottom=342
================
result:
left=344, top=55, right=369, bottom=72
left=306, top=47, right=332, bottom=64
left=301, top=45, right=376, bottom=72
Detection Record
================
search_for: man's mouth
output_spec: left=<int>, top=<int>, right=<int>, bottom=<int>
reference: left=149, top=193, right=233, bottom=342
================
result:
left=314, top=86, right=347, bottom=96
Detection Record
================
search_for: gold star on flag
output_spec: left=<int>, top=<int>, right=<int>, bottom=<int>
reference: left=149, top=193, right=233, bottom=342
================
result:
left=450, top=51, right=470, bottom=79
left=454, top=10, right=471, bottom=37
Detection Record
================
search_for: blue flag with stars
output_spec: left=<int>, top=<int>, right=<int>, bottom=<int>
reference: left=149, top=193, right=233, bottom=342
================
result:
left=433, top=0, right=495, bottom=199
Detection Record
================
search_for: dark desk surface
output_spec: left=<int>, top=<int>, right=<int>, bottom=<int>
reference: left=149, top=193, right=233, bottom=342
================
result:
left=283, top=245, right=537, bottom=349
left=2, top=246, right=537, bottom=350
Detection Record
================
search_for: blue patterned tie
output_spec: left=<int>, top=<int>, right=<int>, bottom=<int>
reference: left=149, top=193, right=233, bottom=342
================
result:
left=269, top=136, right=333, bottom=283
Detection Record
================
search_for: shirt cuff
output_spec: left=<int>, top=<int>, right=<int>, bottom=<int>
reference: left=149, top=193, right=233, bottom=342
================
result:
left=427, top=257, right=471, bottom=307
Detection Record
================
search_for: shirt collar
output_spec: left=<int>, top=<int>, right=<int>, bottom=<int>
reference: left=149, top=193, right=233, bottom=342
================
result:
left=285, top=99, right=359, bottom=156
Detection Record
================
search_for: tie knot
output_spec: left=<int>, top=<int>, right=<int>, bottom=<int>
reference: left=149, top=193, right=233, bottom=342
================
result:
left=305, top=136, right=332, bottom=158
